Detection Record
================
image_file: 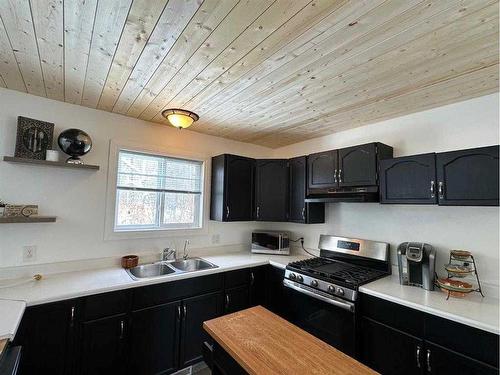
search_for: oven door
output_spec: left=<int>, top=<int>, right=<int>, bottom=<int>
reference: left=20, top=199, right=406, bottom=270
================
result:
left=284, top=280, right=356, bottom=356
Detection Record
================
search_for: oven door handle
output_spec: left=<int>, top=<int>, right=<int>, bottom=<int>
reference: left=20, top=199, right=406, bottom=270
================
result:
left=283, top=279, right=355, bottom=312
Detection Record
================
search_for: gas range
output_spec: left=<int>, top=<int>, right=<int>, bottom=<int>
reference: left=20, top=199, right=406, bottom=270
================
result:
left=284, top=235, right=391, bottom=307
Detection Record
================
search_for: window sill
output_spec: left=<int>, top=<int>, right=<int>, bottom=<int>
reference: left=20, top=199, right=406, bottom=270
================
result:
left=104, top=226, right=208, bottom=241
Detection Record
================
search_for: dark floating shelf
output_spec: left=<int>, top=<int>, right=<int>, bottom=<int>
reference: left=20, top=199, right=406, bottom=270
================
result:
left=3, top=156, right=99, bottom=170
left=0, top=216, right=57, bottom=223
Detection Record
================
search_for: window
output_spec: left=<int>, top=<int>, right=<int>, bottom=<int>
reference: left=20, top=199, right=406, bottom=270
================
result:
left=114, top=150, right=203, bottom=232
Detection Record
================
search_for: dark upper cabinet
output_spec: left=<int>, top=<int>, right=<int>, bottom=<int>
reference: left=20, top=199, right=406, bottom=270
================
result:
left=210, top=154, right=255, bottom=221
left=379, top=153, right=437, bottom=204
left=359, top=317, right=423, bottom=375
left=128, top=301, right=181, bottom=375
left=13, top=299, right=78, bottom=375
left=436, top=145, right=499, bottom=206
left=338, top=143, right=379, bottom=187
left=179, top=291, right=223, bottom=368
left=308, top=150, right=338, bottom=189
left=289, top=156, right=324, bottom=223
left=255, top=159, right=289, bottom=221
left=79, top=314, right=128, bottom=375
left=307, top=143, right=393, bottom=194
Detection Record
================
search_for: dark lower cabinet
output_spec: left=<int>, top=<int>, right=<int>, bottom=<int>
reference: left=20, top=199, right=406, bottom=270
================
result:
left=179, top=292, right=223, bottom=368
left=79, top=314, right=128, bottom=375
left=13, top=299, right=78, bottom=375
left=128, top=301, right=181, bottom=375
left=249, top=266, right=267, bottom=306
left=264, top=266, right=289, bottom=319
left=436, top=145, right=499, bottom=206
left=425, top=341, right=498, bottom=375
left=379, top=153, right=437, bottom=204
left=360, top=317, right=422, bottom=375
left=359, top=294, right=499, bottom=375
left=224, top=285, right=249, bottom=314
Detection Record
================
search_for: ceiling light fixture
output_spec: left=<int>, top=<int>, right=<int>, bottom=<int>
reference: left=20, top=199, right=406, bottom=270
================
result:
left=161, top=108, right=199, bottom=129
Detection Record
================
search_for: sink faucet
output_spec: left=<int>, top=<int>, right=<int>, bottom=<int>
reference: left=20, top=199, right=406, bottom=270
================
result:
left=182, top=240, right=189, bottom=260
left=162, top=247, right=176, bottom=261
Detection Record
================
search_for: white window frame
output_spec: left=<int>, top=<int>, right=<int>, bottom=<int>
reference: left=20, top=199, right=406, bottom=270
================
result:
left=104, top=139, right=210, bottom=240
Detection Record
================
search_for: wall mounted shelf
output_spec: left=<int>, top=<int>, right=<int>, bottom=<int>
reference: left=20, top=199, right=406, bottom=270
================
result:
left=0, top=216, right=56, bottom=223
left=3, top=156, right=99, bottom=170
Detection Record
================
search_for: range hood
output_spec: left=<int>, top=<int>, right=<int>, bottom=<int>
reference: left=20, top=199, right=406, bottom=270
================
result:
left=305, top=186, right=379, bottom=203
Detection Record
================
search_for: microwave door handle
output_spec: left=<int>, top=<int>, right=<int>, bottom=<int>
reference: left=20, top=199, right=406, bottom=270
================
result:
left=279, top=234, right=282, bottom=250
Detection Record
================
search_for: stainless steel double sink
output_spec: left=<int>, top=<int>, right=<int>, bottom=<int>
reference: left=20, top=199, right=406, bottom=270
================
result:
left=126, top=257, right=218, bottom=280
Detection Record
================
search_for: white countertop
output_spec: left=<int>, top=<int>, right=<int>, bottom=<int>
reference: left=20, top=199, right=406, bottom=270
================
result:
left=0, top=252, right=307, bottom=307
left=360, top=274, right=499, bottom=334
left=0, top=299, right=26, bottom=340
left=0, top=252, right=498, bottom=336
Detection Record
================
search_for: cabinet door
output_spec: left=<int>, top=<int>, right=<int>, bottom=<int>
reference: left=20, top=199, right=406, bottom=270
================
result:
left=436, top=145, right=499, bottom=206
left=224, top=285, right=249, bottom=314
left=255, top=159, right=288, bottom=221
left=180, top=292, right=223, bottom=368
left=307, top=150, right=338, bottom=189
left=379, top=153, right=437, bottom=204
left=128, top=301, right=180, bottom=375
left=265, top=266, right=289, bottom=319
left=338, top=143, right=378, bottom=187
left=79, top=314, right=127, bottom=375
left=359, top=317, right=423, bottom=375
left=249, top=266, right=267, bottom=306
left=13, top=299, right=78, bottom=375
left=425, top=342, right=498, bottom=375
left=225, top=154, right=255, bottom=221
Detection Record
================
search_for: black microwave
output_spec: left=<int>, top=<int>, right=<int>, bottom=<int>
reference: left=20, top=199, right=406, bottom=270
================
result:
left=251, top=231, right=290, bottom=255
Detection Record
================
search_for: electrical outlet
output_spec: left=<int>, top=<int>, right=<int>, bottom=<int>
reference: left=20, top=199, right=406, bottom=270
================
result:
left=211, top=234, right=220, bottom=244
left=23, top=245, right=37, bottom=262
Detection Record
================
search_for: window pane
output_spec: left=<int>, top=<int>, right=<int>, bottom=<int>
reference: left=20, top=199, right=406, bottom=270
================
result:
left=117, top=152, right=163, bottom=189
left=163, top=159, right=202, bottom=192
left=162, top=192, right=200, bottom=227
left=116, top=189, right=158, bottom=227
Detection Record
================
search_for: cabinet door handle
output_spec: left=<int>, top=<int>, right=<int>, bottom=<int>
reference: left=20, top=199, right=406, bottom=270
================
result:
left=250, top=271, right=255, bottom=286
left=426, top=349, right=431, bottom=373
left=438, top=181, right=444, bottom=199
left=338, top=169, right=342, bottom=183
left=430, top=180, right=435, bottom=198
left=225, top=294, right=230, bottom=310
left=177, top=305, right=182, bottom=321
left=333, top=169, right=338, bottom=183
left=256, top=206, right=260, bottom=219
left=183, top=305, right=187, bottom=320
left=301, top=207, right=306, bottom=220
left=119, top=319, right=125, bottom=340
left=226, top=205, right=230, bottom=219
left=416, top=345, right=421, bottom=368
left=70, top=306, right=76, bottom=327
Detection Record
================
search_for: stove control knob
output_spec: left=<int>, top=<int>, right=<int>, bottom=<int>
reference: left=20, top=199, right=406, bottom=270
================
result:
left=297, top=275, right=303, bottom=283
left=337, top=288, right=345, bottom=296
left=328, top=285, right=335, bottom=293
left=310, top=280, right=318, bottom=287
left=289, top=273, right=296, bottom=281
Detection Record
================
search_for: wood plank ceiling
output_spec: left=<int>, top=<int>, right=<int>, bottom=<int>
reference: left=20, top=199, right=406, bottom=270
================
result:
left=0, top=0, right=498, bottom=148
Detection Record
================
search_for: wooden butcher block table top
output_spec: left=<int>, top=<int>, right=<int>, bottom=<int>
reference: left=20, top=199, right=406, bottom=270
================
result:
left=203, top=305, right=377, bottom=375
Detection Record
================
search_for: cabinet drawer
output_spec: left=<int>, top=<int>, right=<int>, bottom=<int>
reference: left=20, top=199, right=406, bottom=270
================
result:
left=359, top=294, right=424, bottom=337
left=81, top=290, right=130, bottom=321
left=425, top=314, right=499, bottom=368
left=132, top=274, right=223, bottom=310
left=225, top=268, right=250, bottom=289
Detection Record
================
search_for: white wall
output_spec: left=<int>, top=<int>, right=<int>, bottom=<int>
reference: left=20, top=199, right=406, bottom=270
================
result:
left=1, top=88, right=498, bottom=287
left=269, top=93, right=500, bottom=286
left=0, top=88, right=272, bottom=268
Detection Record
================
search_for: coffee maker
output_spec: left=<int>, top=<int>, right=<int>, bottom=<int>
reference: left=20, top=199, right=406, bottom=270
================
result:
left=397, top=242, right=436, bottom=291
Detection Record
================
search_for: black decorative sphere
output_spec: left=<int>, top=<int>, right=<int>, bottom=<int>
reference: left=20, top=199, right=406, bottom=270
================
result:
left=58, top=128, right=92, bottom=163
